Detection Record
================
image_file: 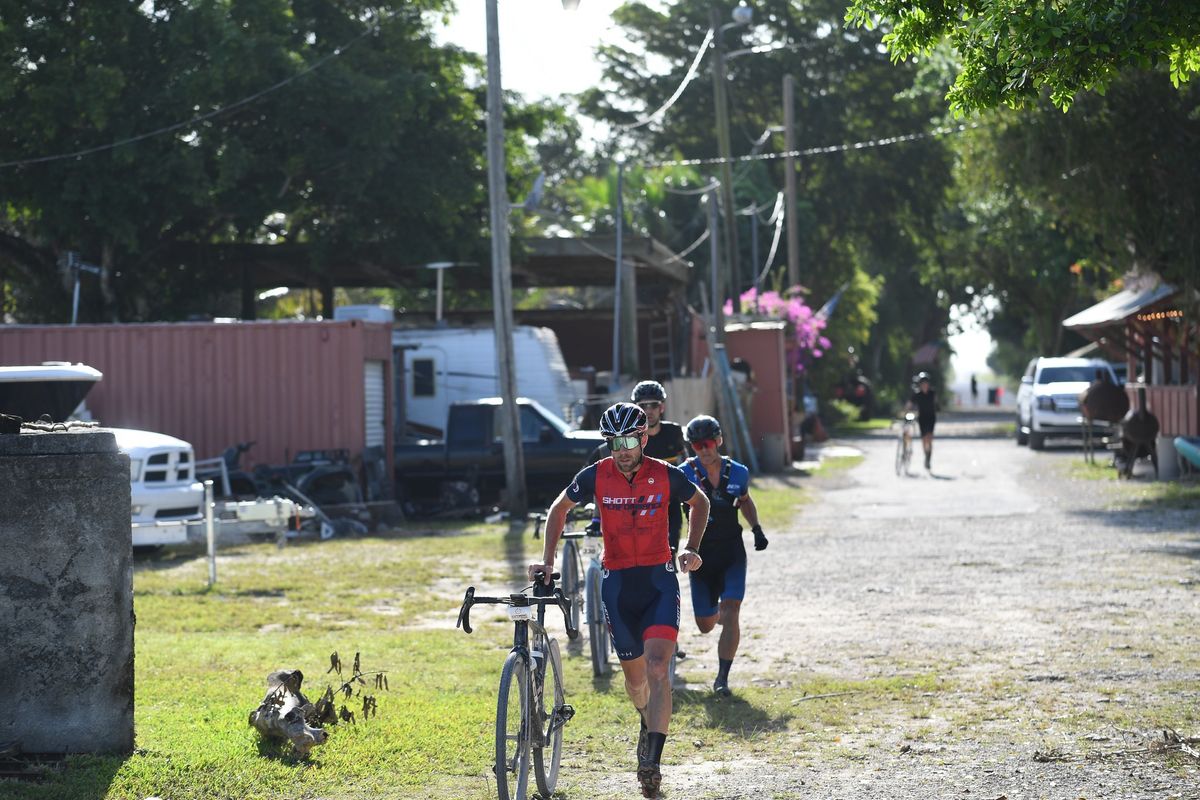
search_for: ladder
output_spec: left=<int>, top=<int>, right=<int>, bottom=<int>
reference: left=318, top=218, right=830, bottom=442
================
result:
left=647, top=319, right=674, bottom=380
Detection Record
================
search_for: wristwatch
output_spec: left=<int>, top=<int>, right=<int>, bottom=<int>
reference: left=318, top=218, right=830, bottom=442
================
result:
left=680, top=547, right=700, bottom=558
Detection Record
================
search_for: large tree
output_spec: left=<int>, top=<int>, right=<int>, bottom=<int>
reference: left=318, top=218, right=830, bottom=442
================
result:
left=580, top=0, right=959, bottom=403
left=0, top=1, right=562, bottom=322
left=845, top=0, right=1200, bottom=112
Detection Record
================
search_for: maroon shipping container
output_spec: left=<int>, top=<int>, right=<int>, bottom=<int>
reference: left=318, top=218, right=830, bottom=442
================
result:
left=0, top=320, right=394, bottom=475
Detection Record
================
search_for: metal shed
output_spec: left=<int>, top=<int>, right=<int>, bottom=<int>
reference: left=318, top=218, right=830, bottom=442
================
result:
left=0, top=320, right=394, bottom=477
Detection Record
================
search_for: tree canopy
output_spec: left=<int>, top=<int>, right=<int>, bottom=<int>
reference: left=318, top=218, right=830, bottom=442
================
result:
left=845, top=0, right=1200, bottom=112
left=0, top=0, right=562, bottom=322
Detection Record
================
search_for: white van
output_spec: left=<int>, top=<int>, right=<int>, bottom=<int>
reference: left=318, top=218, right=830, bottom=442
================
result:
left=394, top=326, right=578, bottom=435
left=1016, top=357, right=1120, bottom=450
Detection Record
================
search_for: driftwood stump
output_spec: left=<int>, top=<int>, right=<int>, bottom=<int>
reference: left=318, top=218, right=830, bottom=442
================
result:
left=248, top=670, right=328, bottom=757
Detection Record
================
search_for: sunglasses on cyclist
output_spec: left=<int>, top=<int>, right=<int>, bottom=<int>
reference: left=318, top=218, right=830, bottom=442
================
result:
left=606, top=434, right=642, bottom=452
left=637, top=401, right=662, bottom=411
left=690, top=439, right=718, bottom=451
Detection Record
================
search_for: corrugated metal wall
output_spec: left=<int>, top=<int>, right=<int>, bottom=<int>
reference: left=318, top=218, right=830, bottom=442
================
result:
left=0, top=321, right=394, bottom=472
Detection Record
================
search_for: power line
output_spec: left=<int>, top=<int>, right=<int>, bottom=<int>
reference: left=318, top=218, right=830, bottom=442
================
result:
left=0, top=17, right=385, bottom=171
left=618, top=27, right=714, bottom=132
left=643, top=122, right=983, bottom=168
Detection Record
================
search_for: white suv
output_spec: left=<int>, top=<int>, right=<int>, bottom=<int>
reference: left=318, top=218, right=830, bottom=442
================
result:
left=1016, top=357, right=1120, bottom=450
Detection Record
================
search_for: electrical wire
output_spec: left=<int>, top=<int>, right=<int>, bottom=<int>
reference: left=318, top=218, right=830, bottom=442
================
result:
left=0, top=16, right=385, bottom=170
left=618, top=27, right=714, bottom=132
left=643, top=122, right=983, bottom=168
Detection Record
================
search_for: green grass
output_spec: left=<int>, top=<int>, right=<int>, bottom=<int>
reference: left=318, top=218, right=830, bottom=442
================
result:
left=829, top=418, right=893, bottom=437
left=749, top=478, right=811, bottom=530
left=4, top=522, right=939, bottom=800
left=1061, top=458, right=1200, bottom=509
left=812, top=455, right=865, bottom=474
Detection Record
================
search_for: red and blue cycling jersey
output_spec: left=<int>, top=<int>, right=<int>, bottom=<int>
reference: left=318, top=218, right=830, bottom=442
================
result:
left=565, top=456, right=697, bottom=570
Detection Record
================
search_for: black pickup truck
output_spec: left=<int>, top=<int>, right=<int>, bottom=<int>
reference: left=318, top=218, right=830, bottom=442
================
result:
left=395, top=397, right=604, bottom=509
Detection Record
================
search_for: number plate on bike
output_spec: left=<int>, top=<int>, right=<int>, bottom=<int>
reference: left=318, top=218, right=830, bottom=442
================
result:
left=506, top=605, right=536, bottom=621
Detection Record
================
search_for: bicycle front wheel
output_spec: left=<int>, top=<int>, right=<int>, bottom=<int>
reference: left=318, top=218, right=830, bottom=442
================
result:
left=587, top=571, right=611, bottom=677
left=495, top=652, right=530, bottom=800
left=560, top=541, right=582, bottom=635
left=533, top=638, right=566, bottom=796
left=895, top=436, right=904, bottom=475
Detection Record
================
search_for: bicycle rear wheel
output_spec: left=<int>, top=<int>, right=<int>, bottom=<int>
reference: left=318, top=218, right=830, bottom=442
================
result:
left=560, top=541, right=582, bottom=635
left=902, top=436, right=913, bottom=473
left=533, top=638, right=565, bottom=797
left=495, top=652, right=530, bottom=800
left=587, top=571, right=611, bottom=677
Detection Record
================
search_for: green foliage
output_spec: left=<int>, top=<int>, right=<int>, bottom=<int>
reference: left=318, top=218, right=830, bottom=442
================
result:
left=579, top=0, right=956, bottom=406
left=845, top=0, right=1200, bottom=113
left=0, top=1, right=566, bottom=322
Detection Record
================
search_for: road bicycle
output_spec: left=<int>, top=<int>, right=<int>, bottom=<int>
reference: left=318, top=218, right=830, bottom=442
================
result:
left=457, top=573, right=579, bottom=800
left=535, top=508, right=612, bottom=677
left=895, top=412, right=917, bottom=475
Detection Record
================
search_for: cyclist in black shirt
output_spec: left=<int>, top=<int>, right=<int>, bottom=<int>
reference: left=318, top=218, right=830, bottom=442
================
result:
left=905, top=372, right=937, bottom=470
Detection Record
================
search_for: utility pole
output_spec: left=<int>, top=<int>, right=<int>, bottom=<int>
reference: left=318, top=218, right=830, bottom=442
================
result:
left=707, top=184, right=723, bottom=334
left=783, top=73, right=800, bottom=288
left=710, top=4, right=740, bottom=340
left=611, top=158, right=624, bottom=389
left=484, top=0, right=527, bottom=516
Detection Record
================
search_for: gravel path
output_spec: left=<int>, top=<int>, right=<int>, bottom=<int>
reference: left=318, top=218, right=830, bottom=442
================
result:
left=641, top=413, right=1200, bottom=799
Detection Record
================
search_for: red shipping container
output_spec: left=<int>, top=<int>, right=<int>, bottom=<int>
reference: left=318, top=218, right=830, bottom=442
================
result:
left=0, top=320, right=394, bottom=476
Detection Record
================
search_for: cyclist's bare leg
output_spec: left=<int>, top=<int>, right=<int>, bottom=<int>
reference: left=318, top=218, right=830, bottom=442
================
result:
left=621, top=642, right=675, bottom=730
left=621, top=657, right=651, bottom=712
left=717, top=599, right=741, bottom=660
left=922, top=433, right=934, bottom=467
left=694, top=613, right=718, bottom=634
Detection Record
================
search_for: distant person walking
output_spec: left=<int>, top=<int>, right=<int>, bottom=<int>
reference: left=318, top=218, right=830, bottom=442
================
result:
left=679, top=414, right=767, bottom=697
left=905, top=372, right=937, bottom=470
left=969, top=374, right=979, bottom=406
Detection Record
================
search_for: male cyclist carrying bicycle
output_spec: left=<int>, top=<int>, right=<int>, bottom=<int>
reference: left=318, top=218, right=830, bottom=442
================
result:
left=531, top=402, right=710, bottom=799
left=679, top=414, right=767, bottom=696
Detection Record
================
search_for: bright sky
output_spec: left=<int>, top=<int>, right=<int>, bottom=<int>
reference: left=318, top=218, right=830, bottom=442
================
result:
left=434, top=0, right=624, bottom=99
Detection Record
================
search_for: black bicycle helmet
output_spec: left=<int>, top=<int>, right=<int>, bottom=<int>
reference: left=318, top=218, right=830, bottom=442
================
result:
left=914, top=371, right=931, bottom=384
left=631, top=380, right=667, bottom=404
left=599, top=402, right=648, bottom=437
left=685, top=414, right=722, bottom=442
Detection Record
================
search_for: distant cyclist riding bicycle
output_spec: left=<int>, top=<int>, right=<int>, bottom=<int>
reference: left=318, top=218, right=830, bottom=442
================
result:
left=904, top=372, right=938, bottom=470
left=679, top=414, right=768, bottom=697
left=532, top=402, right=710, bottom=799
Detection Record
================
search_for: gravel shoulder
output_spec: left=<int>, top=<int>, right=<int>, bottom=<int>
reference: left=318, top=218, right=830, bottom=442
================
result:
left=576, top=413, right=1200, bottom=799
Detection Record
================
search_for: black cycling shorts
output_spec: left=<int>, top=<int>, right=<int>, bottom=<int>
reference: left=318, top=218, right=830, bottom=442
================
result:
left=918, top=415, right=936, bottom=436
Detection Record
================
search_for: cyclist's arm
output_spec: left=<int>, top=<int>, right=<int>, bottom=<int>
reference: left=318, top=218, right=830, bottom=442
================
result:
left=678, top=481, right=709, bottom=553
left=737, top=492, right=760, bottom=528
left=529, top=466, right=593, bottom=583
left=534, top=490, right=577, bottom=579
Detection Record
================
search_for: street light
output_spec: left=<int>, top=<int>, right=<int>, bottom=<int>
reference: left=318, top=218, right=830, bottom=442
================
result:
left=709, top=1, right=753, bottom=340
left=424, top=261, right=474, bottom=325
left=484, top=0, right=579, bottom=517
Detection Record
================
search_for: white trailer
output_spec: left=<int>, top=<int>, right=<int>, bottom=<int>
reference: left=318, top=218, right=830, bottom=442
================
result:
left=393, top=325, right=578, bottom=434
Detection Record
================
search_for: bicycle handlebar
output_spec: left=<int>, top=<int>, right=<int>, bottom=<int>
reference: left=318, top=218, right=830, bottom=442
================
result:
left=456, top=573, right=580, bottom=641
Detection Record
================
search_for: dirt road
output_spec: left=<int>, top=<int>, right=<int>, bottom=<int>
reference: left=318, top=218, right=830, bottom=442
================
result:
left=654, top=413, right=1200, bottom=799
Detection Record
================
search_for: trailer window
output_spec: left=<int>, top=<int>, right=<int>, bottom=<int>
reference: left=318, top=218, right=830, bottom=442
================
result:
left=520, top=406, right=551, bottom=443
left=412, top=358, right=435, bottom=397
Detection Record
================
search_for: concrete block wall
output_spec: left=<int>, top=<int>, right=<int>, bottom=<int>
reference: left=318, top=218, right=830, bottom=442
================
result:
left=0, top=430, right=134, bottom=754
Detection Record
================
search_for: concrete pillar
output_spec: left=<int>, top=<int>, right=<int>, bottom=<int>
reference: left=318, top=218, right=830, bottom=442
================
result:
left=0, top=430, right=133, bottom=754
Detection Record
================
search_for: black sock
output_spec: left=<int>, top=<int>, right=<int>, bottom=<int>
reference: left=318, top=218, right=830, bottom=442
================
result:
left=646, top=732, right=667, bottom=764
left=717, top=658, right=733, bottom=682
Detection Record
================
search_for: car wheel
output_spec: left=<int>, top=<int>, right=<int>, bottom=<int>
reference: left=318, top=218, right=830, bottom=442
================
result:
left=1029, top=431, right=1046, bottom=450
left=1015, top=417, right=1029, bottom=446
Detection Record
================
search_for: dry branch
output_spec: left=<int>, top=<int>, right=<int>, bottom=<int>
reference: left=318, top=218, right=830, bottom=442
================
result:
left=248, top=670, right=328, bottom=757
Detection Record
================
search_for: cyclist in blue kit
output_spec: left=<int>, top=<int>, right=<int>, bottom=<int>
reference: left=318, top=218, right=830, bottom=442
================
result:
left=680, top=414, right=768, bottom=696
left=530, top=402, right=710, bottom=799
